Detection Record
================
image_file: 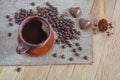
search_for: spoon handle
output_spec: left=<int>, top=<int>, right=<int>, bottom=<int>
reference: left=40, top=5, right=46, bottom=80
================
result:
left=99, top=0, right=105, bottom=18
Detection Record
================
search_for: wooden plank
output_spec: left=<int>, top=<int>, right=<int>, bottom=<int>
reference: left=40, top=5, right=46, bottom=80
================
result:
left=0, top=67, right=17, bottom=80
left=47, top=65, right=74, bottom=80
left=95, top=0, right=120, bottom=80
left=71, top=0, right=117, bottom=80
left=0, top=66, right=51, bottom=80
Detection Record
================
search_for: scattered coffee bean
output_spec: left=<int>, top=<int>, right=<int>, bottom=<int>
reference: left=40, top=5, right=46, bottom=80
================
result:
left=61, top=45, right=66, bottom=49
left=75, top=43, right=80, bottom=47
left=109, top=22, right=112, bottom=26
left=6, top=15, right=10, bottom=19
left=9, top=22, right=13, bottom=26
left=77, top=31, right=81, bottom=35
left=83, top=56, right=88, bottom=60
left=30, top=2, right=35, bottom=6
left=69, top=57, right=74, bottom=61
left=61, top=55, right=65, bottom=59
left=106, top=32, right=110, bottom=36
left=16, top=67, right=21, bottom=72
left=9, top=18, right=12, bottom=22
left=109, top=22, right=113, bottom=28
left=72, top=49, right=76, bottom=52
left=8, top=33, right=12, bottom=37
left=52, top=53, right=57, bottom=58
left=46, top=2, right=50, bottom=6
left=79, top=18, right=91, bottom=29
left=78, top=47, right=82, bottom=51
left=68, top=43, right=72, bottom=47
left=98, top=19, right=108, bottom=32
left=70, top=7, right=81, bottom=18
left=56, top=39, right=60, bottom=44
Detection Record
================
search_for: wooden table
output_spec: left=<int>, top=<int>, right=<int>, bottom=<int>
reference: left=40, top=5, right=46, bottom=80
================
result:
left=0, top=0, right=120, bottom=80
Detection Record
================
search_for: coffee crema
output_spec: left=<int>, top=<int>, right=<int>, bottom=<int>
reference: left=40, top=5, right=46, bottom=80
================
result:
left=22, top=19, right=47, bottom=44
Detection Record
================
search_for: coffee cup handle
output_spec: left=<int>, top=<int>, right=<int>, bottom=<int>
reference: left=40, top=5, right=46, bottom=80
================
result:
left=16, top=42, right=30, bottom=54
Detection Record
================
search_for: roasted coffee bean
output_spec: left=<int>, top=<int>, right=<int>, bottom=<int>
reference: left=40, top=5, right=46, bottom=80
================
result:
left=68, top=44, right=72, bottom=47
left=69, top=57, right=74, bottom=61
left=16, top=67, right=21, bottom=72
left=61, top=39, right=65, bottom=43
left=77, top=31, right=80, bottom=35
left=61, top=55, right=65, bottom=59
left=110, top=24, right=113, bottom=28
left=9, top=18, right=12, bottom=22
left=8, top=33, right=12, bottom=37
left=78, top=47, right=82, bottom=51
left=72, top=49, right=76, bottom=52
left=106, top=32, right=110, bottom=36
left=9, top=23, right=13, bottom=26
left=109, top=22, right=113, bottom=29
left=75, top=43, right=80, bottom=47
left=46, top=2, right=51, bottom=6
left=20, top=8, right=23, bottom=12
left=30, top=2, right=35, bottom=6
left=83, top=56, right=88, bottom=60
left=56, top=39, right=60, bottom=44
left=65, top=40, right=69, bottom=44
left=58, top=32, right=62, bottom=36
left=53, top=53, right=57, bottom=57
left=6, top=15, right=10, bottom=19
left=61, top=45, right=66, bottom=49
left=109, top=23, right=112, bottom=26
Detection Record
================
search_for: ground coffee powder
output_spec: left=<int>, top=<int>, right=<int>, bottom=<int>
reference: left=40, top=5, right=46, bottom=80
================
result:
left=98, top=19, right=108, bottom=32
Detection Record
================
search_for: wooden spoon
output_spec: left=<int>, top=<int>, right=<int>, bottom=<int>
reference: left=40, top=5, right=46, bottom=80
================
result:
left=99, top=0, right=106, bottom=19
left=98, top=0, right=108, bottom=32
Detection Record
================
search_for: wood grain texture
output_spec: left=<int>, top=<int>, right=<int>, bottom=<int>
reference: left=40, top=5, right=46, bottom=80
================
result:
left=0, top=0, right=120, bottom=80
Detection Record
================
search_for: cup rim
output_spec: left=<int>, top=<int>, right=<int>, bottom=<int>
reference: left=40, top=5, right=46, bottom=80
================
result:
left=19, top=16, right=52, bottom=47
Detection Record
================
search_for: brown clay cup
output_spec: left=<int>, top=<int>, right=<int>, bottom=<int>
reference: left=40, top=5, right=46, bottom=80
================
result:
left=16, top=16, right=55, bottom=56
